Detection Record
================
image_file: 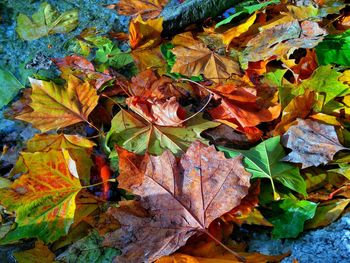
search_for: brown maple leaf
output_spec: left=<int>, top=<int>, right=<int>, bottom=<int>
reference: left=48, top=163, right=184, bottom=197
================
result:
left=282, top=119, right=348, bottom=168
left=126, top=96, right=186, bottom=127
left=104, top=141, right=251, bottom=262
left=171, top=42, right=241, bottom=83
left=107, top=0, right=168, bottom=20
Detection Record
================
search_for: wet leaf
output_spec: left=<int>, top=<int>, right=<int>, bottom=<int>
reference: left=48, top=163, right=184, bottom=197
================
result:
left=104, top=141, right=251, bottom=262
left=282, top=119, right=347, bottom=168
left=106, top=109, right=219, bottom=155
left=16, top=2, right=78, bottom=41
left=15, top=75, right=99, bottom=132
left=219, top=136, right=307, bottom=198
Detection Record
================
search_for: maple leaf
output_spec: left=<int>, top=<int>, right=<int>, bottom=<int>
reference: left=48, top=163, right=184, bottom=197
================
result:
left=219, top=136, right=307, bottom=199
left=208, top=83, right=281, bottom=128
left=126, top=96, right=186, bottom=127
left=53, top=55, right=113, bottom=90
left=15, top=75, right=99, bottom=132
left=108, top=0, right=168, bottom=20
left=282, top=119, right=347, bottom=168
left=106, top=109, right=219, bottom=155
left=0, top=149, right=83, bottom=244
left=16, top=2, right=78, bottom=41
left=130, top=69, right=193, bottom=100
left=103, top=141, right=251, bottom=262
left=129, top=15, right=163, bottom=50
left=171, top=42, right=241, bottom=83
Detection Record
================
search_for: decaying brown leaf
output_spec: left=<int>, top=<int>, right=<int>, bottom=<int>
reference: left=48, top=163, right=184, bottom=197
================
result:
left=103, top=141, right=251, bottom=262
left=126, top=96, right=186, bottom=126
left=171, top=41, right=241, bottom=83
left=282, top=119, right=348, bottom=168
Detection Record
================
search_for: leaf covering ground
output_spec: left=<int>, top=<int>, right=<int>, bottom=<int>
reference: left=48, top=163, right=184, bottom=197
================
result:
left=1, top=0, right=350, bottom=262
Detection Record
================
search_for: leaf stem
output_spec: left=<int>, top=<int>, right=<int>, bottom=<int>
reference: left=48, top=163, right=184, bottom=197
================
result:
left=203, top=229, right=246, bottom=262
left=82, top=179, right=116, bottom=189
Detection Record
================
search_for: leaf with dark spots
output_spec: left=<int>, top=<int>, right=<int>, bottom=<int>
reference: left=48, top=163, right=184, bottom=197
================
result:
left=282, top=119, right=348, bottom=168
left=104, top=141, right=251, bottom=262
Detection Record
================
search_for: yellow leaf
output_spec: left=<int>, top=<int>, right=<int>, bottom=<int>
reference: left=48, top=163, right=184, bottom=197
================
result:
left=222, top=12, right=257, bottom=46
left=310, top=113, right=341, bottom=126
left=16, top=75, right=99, bottom=132
left=171, top=42, right=241, bottom=83
left=340, top=70, right=350, bottom=85
left=129, top=15, right=163, bottom=49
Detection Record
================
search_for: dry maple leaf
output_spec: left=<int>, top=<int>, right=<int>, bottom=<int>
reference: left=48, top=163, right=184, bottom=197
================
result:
left=103, top=141, right=251, bottom=262
left=126, top=96, right=186, bottom=127
left=171, top=42, right=241, bottom=83
left=53, top=55, right=113, bottom=90
left=16, top=75, right=99, bottom=132
left=108, top=0, right=168, bottom=20
left=282, top=119, right=348, bottom=168
left=208, top=83, right=281, bottom=128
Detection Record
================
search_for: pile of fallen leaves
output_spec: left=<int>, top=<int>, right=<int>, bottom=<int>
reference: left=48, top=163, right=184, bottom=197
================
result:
left=1, top=0, right=350, bottom=262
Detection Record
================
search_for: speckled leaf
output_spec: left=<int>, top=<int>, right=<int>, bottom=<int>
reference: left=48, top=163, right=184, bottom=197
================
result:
left=106, top=109, right=219, bottom=155
left=16, top=75, right=99, bottom=132
left=282, top=119, right=347, bottom=168
left=104, top=141, right=251, bottom=262
left=0, top=149, right=83, bottom=244
left=16, top=2, right=78, bottom=41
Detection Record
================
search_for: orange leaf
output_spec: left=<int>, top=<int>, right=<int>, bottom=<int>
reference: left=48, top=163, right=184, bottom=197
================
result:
left=127, top=96, right=186, bottom=127
left=129, top=15, right=163, bottom=49
left=15, top=75, right=99, bottom=132
left=208, top=83, right=280, bottom=128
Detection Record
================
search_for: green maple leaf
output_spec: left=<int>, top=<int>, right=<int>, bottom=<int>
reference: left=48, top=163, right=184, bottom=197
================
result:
left=16, top=2, right=79, bottom=41
left=296, top=65, right=349, bottom=106
left=219, top=136, right=307, bottom=199
left=106, top=109, right=219, bottom=156
left=95, top=42, right=133, bottom=70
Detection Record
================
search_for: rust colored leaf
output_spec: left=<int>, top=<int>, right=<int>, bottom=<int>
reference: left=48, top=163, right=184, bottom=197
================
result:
left=104, top=141, right=251, bottom=262
left=15, top=75, right=99, bottom=132
left=171, top=42, right=241, bottom=83
left=282, top=119, right=347, bottom=168
left=127, top=96, right=186, bottom=127
left=130, top=69, right=192, bottom=99
left=53, top=55, right=113, bottom=90
left=273, top=90, right=315, bottom=135
left=208, top=83, right=281, bottom=128
left=129, top=15, right=163, bottom=49
left=108, top=0, right=168, bottom=20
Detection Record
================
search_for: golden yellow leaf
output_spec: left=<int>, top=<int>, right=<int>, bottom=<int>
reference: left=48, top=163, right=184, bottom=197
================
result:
left=222, top=12, right=257, bottom=46
left=13, top=241, right=55, bottom=263
left=16, top=75, right=99, bottom=132
left=171, top=42, right=241, bottom=83
left=129, top=15, right=163, bottom=49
